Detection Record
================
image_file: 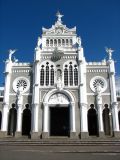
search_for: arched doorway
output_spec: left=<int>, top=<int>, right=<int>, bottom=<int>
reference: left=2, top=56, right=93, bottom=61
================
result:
left=43, top=89, right=75, bottom=138
left=118, top=110, right=120, bottom=130
left=103, top=104, right=110, bottom=135
left=0, top=111, right=2, bottom=130
left=88, top=104, right=98, bottom=136
left=22, top=104, right=31, bottom=136
left=8, top=104, right=17, bottom=136
left=49, top=93, right=70, bottom=136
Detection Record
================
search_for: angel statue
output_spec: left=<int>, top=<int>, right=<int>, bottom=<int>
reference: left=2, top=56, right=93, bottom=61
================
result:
left=37, top=37, right=42, bottom=48
left=76, top=37, right=81, bottom=47
left=8, top=49, right=17, bottom=61
left=105, top=47, right=114, bottom=60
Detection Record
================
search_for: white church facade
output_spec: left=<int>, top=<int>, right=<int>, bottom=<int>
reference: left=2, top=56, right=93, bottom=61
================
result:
left=0, top=12, right=120, bottom=139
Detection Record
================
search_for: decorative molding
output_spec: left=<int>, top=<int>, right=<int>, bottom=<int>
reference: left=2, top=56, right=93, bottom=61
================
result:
left=12, top=69, right=31, bottom=73
left=87, top=69, right=108, bottom=73
left=41, top=55, right=76, bottom=60
left=87, top=93, right=110, bottom=95
left=13, top=63, right=32, bottom=66
left=87, top=62, right=107, bottom=66
left=9, top=93, right=32, bottom=96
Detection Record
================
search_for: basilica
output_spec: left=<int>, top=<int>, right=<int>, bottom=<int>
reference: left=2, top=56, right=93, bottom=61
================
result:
left=0, top=12, right=120, bottom=139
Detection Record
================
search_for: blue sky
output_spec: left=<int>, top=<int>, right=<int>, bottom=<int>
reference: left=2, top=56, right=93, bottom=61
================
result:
left=0, top=0, right=120, bottom=86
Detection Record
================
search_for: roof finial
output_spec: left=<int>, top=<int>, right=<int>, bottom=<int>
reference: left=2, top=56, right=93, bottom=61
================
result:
left=56, top=11, right=64, bottom=24
left=105, top=47, right=114, bottom=60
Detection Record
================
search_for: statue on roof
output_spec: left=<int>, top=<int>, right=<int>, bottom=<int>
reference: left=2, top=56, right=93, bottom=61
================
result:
left=37, top=37, right=42, bottom=48
left=77, top=37, right=81, bottom=47
left=8, top=49, right=17, bottom=61
left=105, top=47, right=114, bottom=60
left=56, top=11, right=64, bottom=24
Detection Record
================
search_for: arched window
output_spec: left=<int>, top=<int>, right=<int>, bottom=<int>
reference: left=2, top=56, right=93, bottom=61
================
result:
left=88, top=104, right=98, bottom=136
left=50, top=39, right=53, bottom=46
left=62, top=39, right=65, bottom=46
left=8, top=103, right=17, bottom=136
left=69, top=63, right=73, bottom=86
left=54, top=39, right=57, bottom=46
left=50, top=65, right=54, bottom=86
left=46, top=63, right=49, bottom=86
left=22, top=104, right=31, bottom=136
left=40, top=65, right=44, bottom=86
left=103, top=104, right=110, bottom=135
left=46, top=39, right=49, bottom=46
left=64, top=66, right=68, bottom=86
left=74, top=65, right=78, bottom=86
left=70, top=39, right=72, bottom=46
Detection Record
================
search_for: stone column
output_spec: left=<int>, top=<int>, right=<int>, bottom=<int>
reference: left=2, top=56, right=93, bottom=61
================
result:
left=31, top=48, right=41, bottom=139
left=15, top=88, right=23, bottom=137
left=111, top=102, right=119, bottom=136
left=15, top=104, right=22, bottom=137
left=80, top=103, right=88, bottom=138
left=97, top=104, right=104, bottom=136
left=42, top=102, right=49, bottom=138
left=78, top=47, right=89, bottom=138
left=108, top=59, right=120, bottom=137
left=95, top=84, right=104, bottom=137
left=70, top=102, right=76, bottom=138
left=1, top=60, right=12, bottom=136
left=31, top=103, right=39, bottom=132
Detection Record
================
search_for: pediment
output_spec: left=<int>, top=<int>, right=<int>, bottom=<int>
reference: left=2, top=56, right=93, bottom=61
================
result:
left=42, top=24, right=76, bottom=35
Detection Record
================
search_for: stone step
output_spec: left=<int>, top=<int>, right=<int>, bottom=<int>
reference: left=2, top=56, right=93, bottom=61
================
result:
left=0, top=138, right=120, bottom=146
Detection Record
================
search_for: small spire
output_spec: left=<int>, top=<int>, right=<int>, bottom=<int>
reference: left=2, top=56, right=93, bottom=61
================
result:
left=56, top=11, right=64, bottom=24
left=105, top=47, right=114, bottom=60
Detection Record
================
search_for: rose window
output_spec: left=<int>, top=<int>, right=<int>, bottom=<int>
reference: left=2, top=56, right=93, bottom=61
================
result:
left=13, top=77, right=30, bottom=93
left=90, top=76, right=107, bottom=93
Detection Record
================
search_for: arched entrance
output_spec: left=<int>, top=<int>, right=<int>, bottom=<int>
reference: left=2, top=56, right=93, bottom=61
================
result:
left=43, top=89, right=76, bottom=138
left=88, top=104, right=98, bottom=136
left=103, top=104, right=110, bottom=135
left=0, top=111, right=2, bottom=130
left=8, top=104, right=17, bottom=136
left=22, top=104, right=31, bottom=136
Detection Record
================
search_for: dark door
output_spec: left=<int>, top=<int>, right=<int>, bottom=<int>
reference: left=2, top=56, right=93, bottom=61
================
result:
left=8, top=107, right=17, bottom=136
left=50, top=107, right=70, bottom=136
left=88, top=107, right=98, bottom=136
left=22, top=108, right=31, bottom=136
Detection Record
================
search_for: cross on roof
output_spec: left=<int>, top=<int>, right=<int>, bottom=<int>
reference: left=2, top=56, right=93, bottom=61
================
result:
left=56, top=11, right=64, bottom=23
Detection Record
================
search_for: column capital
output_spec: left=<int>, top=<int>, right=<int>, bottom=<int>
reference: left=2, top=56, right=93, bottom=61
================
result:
left=3, top=102, right=9, bottom=106
left=70, top=102, right=75, bottom=106
left=32, top=103, right=39, bottom=107
left=111, top=102, right=118, bottom=108
left=43, top=102, right=48, bottom=107
left=80, top=103, right=88, bottom=108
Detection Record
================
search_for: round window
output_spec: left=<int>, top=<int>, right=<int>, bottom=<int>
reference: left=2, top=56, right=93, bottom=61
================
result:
left=90, top=76, right=107, bottom=93
left=13, top=77, right=30, bottom=93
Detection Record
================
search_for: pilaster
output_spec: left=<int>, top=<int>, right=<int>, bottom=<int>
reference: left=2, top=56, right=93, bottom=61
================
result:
left=80, top=103, right=89, bottom=139
left=1, top=60, right=12, bottom=133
